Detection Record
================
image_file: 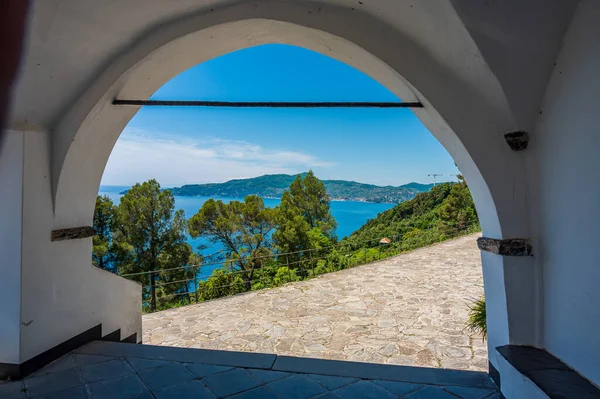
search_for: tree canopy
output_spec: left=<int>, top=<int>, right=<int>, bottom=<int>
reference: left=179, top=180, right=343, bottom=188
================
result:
left=188, top=195, right=277, bottom=290
left=345, top=179, right=479, bottom=246
left=110, top=179, right=194, bottom=311
left=92, top=195, right=117, bottom=271
left=273, top=170, right=337, bottom=256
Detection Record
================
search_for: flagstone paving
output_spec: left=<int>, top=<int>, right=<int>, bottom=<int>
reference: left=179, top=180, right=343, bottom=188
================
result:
left=143, top=234, right=487, bottom=371
left=0, top=341, right=499, bottom=398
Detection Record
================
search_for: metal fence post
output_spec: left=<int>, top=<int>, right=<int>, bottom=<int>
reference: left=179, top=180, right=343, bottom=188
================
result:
left=286, top=254, right=292, bottom=282
left=230, top=260, right=235, bottom=296
left=150, top=270, right=157, bottom=313
left=330, top=245, right=335, bottom=273
left=309, top=249, right=314, bottom=277
left=193, top=266, right=198, bottom=303
left=260, top=258, right=265, bottom=288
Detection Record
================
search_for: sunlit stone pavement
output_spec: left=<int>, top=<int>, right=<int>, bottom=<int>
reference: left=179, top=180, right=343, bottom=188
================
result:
left=143, top=233, right=487, bottom=372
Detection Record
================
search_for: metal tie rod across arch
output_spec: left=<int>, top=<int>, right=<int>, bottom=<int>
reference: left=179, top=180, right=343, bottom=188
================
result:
left=112, top=99, right=424, bottom=108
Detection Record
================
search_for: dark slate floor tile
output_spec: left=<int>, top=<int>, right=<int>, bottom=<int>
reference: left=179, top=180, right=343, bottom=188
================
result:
left=153, top=380, right=217, bottom=399
left=373, top=380, right=424, bottom=396
left=227, top=386, right=281, bottom=399
left=482, top=393, right=505, bottom=399
left=130, top=392, right=155, bottom=399
left=202, top=368, right=261, bottom=398
left=73, top=354, right=117, bottom=368
left=0, top=381, right=25, bottom=399
left=405, top=385, right=457, bottom=398
left=34, top=386, right=88, bottom=399
left=334, top=381, right=396, bottom=399
left=81, top=359, right=133, bottom=383
left=314, top=394, right=343, bottom=399
left=88, top=374, right=148, bottom=399
left=31, top=355, right=77, bottom=376
left=25, top=368, right=82, bottom=397
left=443, top=385, right=497, bottom=399
left=267, top=375, right=327, bottom=399
left=138, top=363, right=196, bottom=391
left=126, top=357, right=173, bottom=372
left=308, top=374, right=358, bottom=391
left=186, top=363, right=233, bottom=378
left=244, top=369, right=290, bottom=384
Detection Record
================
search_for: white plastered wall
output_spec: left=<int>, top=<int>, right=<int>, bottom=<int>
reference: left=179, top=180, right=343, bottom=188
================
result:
left=528, top=0, right=600, bottom=386
left=5, top=1, right=550, bottom=380
left=0, top=131, right=24, bottom=364
left=15, top=128, right=142, bottom=362
left=48, top=5, right=529, bottom=372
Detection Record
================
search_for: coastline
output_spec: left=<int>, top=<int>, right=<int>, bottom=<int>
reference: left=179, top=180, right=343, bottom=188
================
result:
left=167, top=193, right=397, bottom=205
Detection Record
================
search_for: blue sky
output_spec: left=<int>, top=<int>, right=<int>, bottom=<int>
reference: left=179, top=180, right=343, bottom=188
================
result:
left=102, top=44, right=458, bottom=187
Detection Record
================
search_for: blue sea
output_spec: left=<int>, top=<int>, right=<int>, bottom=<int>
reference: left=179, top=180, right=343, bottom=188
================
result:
left=99, top=185, right=395, bottom=279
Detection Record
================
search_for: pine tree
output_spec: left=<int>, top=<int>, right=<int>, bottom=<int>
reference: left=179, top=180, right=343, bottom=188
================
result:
left=92, top=195, right=117, bottom=271
left=188, top=195, right=277, bottom=291
left=292, top=171, right=337, bottom=236
left=111, top=180, right=193, bottom=311
left=274, top=171, right=337, bottom=254
left=272, top=171, right=337, bottom=276
left=437, top=177, right=477, bottom=229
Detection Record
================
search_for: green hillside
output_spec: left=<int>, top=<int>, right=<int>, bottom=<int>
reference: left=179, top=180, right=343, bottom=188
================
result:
left=345, top=180, right=479, bottom=243
left=169, top=173, right=434, bottom=203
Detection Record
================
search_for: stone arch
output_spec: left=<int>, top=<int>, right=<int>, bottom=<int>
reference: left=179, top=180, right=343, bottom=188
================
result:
left=51, top=1, right=528, bottom=243
left=25, top=0, right=544, bottom=374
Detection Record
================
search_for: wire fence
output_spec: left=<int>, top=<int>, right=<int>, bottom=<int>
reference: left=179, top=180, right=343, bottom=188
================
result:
left=121, top=221, right=481, bottom=313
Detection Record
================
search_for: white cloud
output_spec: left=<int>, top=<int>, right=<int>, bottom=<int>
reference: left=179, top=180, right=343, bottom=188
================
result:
left=101, top=128, right=333, bottom=186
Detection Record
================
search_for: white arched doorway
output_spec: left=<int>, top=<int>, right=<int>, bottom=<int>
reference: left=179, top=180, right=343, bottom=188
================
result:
left=52, top=9, right=525, bottom=237
left=5, top=0, right=538, bottom=383
left=52, top=8, right=531, bottom=369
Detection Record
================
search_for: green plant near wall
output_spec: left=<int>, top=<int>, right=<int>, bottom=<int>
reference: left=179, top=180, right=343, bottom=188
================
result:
left=466, top=296, right=487, bottom=340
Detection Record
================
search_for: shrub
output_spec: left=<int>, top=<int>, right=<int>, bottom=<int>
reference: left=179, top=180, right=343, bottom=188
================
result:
left=273, top=267, right=300, bottom=286
left=198, top=268, right=246, bottom=301
left=466, top=296, right=487, bottom=340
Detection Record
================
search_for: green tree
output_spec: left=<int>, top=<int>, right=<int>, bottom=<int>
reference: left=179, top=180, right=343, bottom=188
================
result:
left=344, top=180, right=480, bottom=257
left=92, top=195, right=117, bottom=271
left=112, top=180, right=193, bottom=311
left=188, top=195, right=278, bottom=291
left=437, top=177, right=478, bottom=229
left=273, top=171, right=337, bottom=257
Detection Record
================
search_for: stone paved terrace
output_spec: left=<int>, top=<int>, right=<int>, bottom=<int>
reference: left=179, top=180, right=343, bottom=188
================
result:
left=0, top=341, right=499, bottom=399
left=143, top=234, right=487, bottom=372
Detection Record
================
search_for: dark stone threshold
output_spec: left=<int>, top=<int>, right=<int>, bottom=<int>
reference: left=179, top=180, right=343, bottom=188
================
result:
left=51, top=226, right=96, bottom=241
left=0, top=324, right=102, bottom=380
left=497, top=345, right=600, bottom=398
left=272, top=356, right=496, bottom=389
left=477, top=237, right=532, bottom=256
left=76, top=340, right=497, bottom=389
